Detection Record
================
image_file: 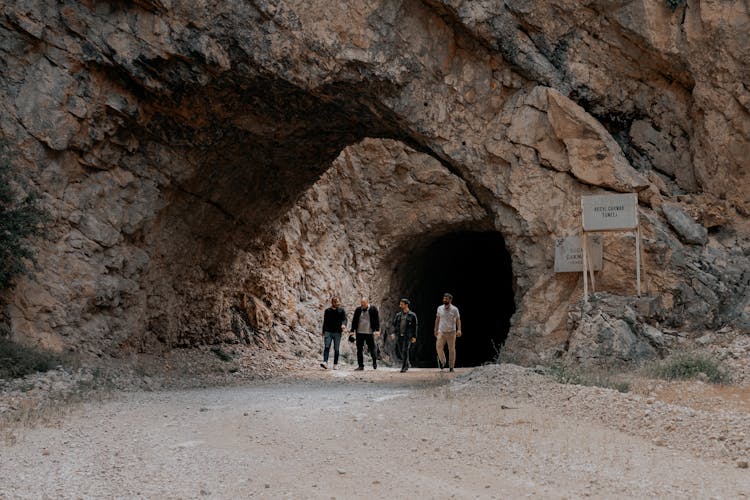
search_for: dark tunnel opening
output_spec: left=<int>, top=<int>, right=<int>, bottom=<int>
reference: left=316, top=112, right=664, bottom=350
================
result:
left=396, top=231, right=515, bottom=368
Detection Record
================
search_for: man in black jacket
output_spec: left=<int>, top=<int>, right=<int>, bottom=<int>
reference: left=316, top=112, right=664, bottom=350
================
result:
left=321, top=297, right=347, bottom=370
left=391, top=298, right=418, bottom=372
left=350, top=297, right=380, bottom=370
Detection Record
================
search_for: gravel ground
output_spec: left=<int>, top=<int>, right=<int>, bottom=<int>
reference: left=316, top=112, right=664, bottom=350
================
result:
left=1, top=362, right=749, bottom=499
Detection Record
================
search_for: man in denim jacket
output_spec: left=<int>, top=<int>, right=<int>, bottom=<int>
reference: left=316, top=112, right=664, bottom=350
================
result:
left=391, top=298, right=418, bottom=373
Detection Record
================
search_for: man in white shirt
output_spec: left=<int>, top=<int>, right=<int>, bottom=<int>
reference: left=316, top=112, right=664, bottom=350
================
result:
left=434, top=293, right=462, bottom=372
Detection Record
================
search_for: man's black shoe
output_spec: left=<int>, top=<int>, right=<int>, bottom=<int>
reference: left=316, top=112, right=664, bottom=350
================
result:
left=400, top=367, right=408, bottom=373
left=354, top=366, right=364, bottom=371
left=373, top=364, right=377, bottom=370
left=449, top=368, right=455, bottom=372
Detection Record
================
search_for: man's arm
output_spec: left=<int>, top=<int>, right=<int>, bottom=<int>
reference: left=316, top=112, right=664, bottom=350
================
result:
left=456, top=315, right=462, bottom=337
left=372, top=306, right=380, bottom=336
left=434, top=315, right=439, bottom=337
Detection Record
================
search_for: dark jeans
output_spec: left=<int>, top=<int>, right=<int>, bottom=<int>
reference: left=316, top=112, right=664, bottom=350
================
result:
left=398, top=335, right=413, bottom=370
left=355, top=333, right=377, bottom=368
left=323, top=331, right=342, bottom=364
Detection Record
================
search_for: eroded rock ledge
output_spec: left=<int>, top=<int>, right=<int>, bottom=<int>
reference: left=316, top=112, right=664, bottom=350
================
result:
left=0, top=0, right=747, bottom=365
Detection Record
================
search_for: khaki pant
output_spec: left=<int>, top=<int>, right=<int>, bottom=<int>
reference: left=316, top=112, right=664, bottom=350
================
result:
left=436, top=332, right=457, bottom=369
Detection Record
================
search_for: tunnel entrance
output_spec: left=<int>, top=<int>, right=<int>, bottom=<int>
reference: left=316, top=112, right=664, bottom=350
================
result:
left=396, top=231, right=515, bottom=368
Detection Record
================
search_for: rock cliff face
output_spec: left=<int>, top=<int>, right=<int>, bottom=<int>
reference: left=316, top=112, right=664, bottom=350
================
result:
left=0, top=1, right=747, bottom=364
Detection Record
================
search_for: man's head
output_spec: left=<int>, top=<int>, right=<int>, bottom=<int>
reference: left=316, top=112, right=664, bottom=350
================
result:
left=360, top=297, right=370, bottom=309
left=442, top=293, right=453, bottom=306
left=399, top=298, right=410, bottom=311
left=331, top=297, right=340, bottom=308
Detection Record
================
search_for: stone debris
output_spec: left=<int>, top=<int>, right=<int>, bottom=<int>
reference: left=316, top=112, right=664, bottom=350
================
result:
left=454, top=364, right=750, bottom=463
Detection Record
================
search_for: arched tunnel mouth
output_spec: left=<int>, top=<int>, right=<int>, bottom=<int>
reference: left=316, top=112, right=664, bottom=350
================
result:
left=390, top=231, right=515, bottom=368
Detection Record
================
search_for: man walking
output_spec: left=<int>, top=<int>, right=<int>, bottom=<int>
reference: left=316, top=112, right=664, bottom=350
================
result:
left=434, top=292, right=461, bottom=372
left=391, top=298, right=418, bottom=373
left=350, top=297, right=380, bottom=370
left=321, top=297, right=347, bottom=370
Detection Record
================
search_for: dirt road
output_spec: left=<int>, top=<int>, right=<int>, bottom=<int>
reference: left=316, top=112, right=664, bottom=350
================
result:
left=1, top=364, right=749, bottom=498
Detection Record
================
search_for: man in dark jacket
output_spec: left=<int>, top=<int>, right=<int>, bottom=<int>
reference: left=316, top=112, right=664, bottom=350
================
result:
left=321, top=297, right=347, bottom=370
left=391, top=298, right=418, bottom=372
left=350, top=297, right=380, bottom=370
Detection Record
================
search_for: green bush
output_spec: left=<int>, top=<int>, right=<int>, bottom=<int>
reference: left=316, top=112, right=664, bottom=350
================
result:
left=0, top=151, right=47, bottom=291
left=666, top=0, right=685, bottom=11
left=0, top=337, right=63, bottom=379
left=210, top=346, right=233, bottom=362
left=646, top=352, right=731, bottom=384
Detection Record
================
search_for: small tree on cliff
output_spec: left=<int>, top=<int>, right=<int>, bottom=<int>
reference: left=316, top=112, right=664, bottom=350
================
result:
left=0, top=146, right=60, bottom=376
left=0, top=145, right=47, bottom=292
left=665, top=0, right=685, bottom=11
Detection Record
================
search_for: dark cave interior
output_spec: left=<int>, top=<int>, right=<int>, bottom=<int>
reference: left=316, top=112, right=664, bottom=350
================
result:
left=393, top=231, right=515, bottom=368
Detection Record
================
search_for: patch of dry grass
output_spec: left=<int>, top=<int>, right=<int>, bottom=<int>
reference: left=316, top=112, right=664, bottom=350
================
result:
left=643, top=351, right=731, bottom=384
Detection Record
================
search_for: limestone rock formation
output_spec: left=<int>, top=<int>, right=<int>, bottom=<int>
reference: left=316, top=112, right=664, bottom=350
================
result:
left=0, top=0, right=747, bottom=365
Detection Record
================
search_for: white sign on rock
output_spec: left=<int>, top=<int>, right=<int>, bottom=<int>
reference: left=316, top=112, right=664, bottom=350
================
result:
left=582, top=193, right=638, bottom=231
left=554, top=236, right=603, bottom=272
